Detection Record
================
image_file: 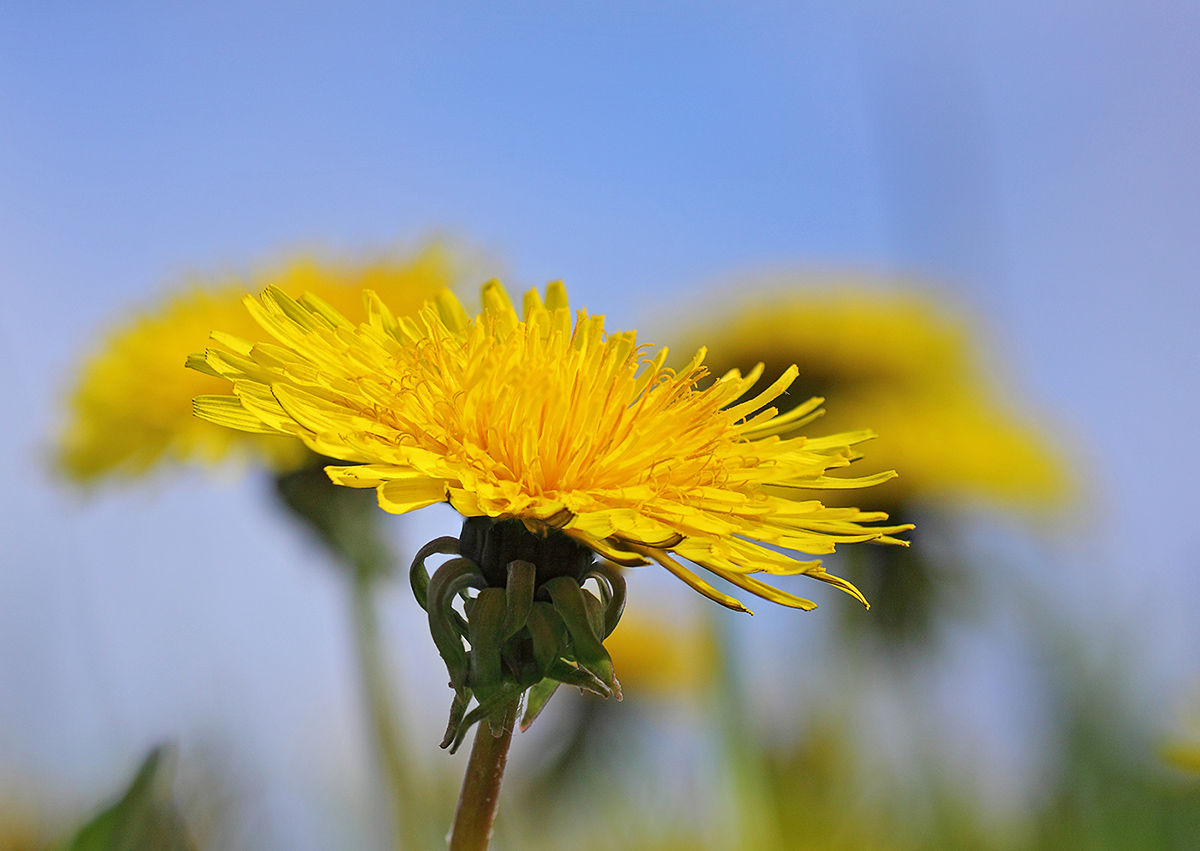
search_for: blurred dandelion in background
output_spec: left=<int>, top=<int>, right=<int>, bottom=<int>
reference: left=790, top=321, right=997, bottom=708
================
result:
left=601, top=602, right=717, bottom=701
left=58, top=245, right=458, bottom=484
left=674, top=277, right=1072, bottom=648
left=1163, top=697, right=1200, bottom=775
left=682, top=282, right=1069, bottom=508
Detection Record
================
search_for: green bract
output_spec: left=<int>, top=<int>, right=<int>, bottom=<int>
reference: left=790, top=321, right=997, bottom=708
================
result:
left=411, top=518, right=626, bottom=752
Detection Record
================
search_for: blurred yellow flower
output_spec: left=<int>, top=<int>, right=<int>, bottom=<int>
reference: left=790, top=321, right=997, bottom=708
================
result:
left=602, top=604, right=716, bottom=697
left=1162, top=713, right=1200, bottom=773
left=58, top=245, right=458, bottom=483
left=1162, top=741, right=1200, bottom=773
left=683, top=286, right=1070, bottom=510
left=193, top=280, right=910, bottom=612
left=0, top=811, right=47, bottom=851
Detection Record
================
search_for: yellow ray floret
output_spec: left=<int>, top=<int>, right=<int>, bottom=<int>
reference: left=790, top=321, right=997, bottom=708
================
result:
left=192, top=281, right=910, bottom=612
left=57, top=245, right=457, bottom=482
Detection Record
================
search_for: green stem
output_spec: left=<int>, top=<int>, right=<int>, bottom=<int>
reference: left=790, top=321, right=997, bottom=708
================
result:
left=274, top=466, right=424, bottom=848
left=448, top=703, right=517, bottom=851
left=350, top=571, right=425, bottom=851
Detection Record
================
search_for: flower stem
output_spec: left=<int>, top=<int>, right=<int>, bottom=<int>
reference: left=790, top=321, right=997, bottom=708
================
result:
left=448, top=703, right=518, bottom=851
left=351, top=571, right=425, bottom=851
left=273, top=465, right=425, bottom=848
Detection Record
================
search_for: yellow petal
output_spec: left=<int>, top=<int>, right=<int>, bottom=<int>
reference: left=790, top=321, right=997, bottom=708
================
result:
left=193, top=395, right=283, bottom=434
left=376, top=475, right=448, bottom=514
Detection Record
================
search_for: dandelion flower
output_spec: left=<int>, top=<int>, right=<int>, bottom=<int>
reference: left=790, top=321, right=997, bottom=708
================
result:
left=677, top=285, right=1070, bottom=510
left=192, top=280, right=909, bottom=613
left=58, top=245, right=457, bottom=483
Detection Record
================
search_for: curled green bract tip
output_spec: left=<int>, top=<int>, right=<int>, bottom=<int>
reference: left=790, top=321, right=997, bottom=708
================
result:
left=411, top=518, right=626, bottom=752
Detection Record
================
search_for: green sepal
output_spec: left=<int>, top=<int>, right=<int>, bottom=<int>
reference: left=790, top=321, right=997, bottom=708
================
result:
left=439, top=689, right=471, bottom=750
left=587, top=561, right=627, bottom=638
left=520, top=678, right=562, bottom=731
left=486, top=694, right=521, bottom=739
left=583, top=654, right=620, bottom=700
left=543, top=576, right=622, bottom=699
left=582, top=588, right=606, bottom=641
left=547, top=658, right=612, bottom=698
left=444, top=686, right=523, bottom=754
left=409, top=536, right=460, bottom=611
left=526, top=601, right=569, bottom=676
left=467, top=588, right=508, bottom=695
left=542, top=577, right=605, bottom=658
left=502, top=559, right=536, bottom=639
left=427, top=558, right=487, bottom=690
left=500, top=633, right=545, bottom=690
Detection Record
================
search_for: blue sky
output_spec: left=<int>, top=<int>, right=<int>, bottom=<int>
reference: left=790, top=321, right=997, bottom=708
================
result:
left=2, top=2, right=1198, bottom=847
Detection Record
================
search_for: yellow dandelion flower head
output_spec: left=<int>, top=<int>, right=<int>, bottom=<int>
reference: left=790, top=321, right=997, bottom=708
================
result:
left=193, top=280, right=910, bottom=612
left=685, top=284, right=1071, bottom=510
left=57, top=244, right=457, bottom=483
